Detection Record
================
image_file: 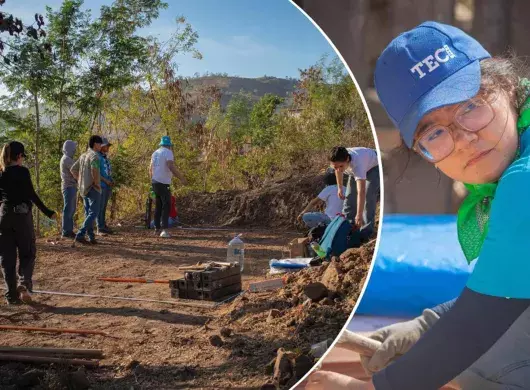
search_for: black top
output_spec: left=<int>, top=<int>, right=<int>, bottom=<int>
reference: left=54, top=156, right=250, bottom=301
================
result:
left=0, top=165, right=54, bottom=218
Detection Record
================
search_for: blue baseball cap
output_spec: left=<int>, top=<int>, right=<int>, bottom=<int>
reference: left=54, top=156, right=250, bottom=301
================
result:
left=374, top=21, right=491, bottom=148
left=160, top=135, right=172, bottom=146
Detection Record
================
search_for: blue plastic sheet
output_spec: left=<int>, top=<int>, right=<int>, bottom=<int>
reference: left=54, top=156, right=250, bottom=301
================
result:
left=355, top=214, right=475, bottom=317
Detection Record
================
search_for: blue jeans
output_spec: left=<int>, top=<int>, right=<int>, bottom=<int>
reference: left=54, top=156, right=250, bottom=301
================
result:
left=62, top=187, right=77, bottom=236
left=302, top=212, right=331, bottom=228
left=97, top=186, right=112, bottom=230
left=455, top=306, right=530, bottom=389
left=76, top=188, right=101, bottom=240
left=343, top=166, right=380, bottom=241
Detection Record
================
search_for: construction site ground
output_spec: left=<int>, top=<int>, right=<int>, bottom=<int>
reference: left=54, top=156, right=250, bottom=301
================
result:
left=0, top=175, right=377, bottom=389
left=0, top=223, right=374, bottom=389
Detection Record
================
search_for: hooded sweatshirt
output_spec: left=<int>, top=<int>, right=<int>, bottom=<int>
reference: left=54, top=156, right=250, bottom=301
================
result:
left=60, top=140, right=77, bottom=190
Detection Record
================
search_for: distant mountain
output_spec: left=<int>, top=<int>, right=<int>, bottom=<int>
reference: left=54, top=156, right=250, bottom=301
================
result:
left=184, top=75, right=298, bottom=107
left=1, top=76, right=299, bottom=129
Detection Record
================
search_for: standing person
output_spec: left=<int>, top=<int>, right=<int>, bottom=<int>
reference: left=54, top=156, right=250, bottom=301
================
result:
left=297, top=169, right=346, bottom=228
left=71, top=135, right=102, bottom=245
left=97, top=137, right=113, bottom=235
left=308, top=21, right=530, bottom=390
left=0, top=141, right=56, bottom=304
left=149, top=136, right=187, bottom=238
left=60, top=140, right=78, bottom=238
left=329, top=146, right=379, bottom=241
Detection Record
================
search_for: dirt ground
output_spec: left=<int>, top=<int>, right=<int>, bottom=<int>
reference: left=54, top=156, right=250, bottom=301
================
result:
left=0, top=220, right=374, bottom=389
left=0, top=174, right=377, bottom=389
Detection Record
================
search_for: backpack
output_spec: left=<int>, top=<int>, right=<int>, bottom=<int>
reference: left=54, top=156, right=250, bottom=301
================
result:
left=318, top=215, right=361, bottom=258
left=306, top=224, right=328, bottom=243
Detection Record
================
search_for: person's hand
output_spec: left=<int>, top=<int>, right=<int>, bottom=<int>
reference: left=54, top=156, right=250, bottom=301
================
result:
left=338, top=186, right=345, bottom=200
left=359, top=309, right=440, bottom=376
left=297, top=213, right=304, bottom=223
left=355, top=214, right=364, bottom=228
left=306, top=371, right=374, bottom=390
left=50, top=212, right=58, bottom=222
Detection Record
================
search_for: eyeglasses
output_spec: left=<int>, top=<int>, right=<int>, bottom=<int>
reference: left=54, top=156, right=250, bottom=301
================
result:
left=413, top=94, right=497, bottom=163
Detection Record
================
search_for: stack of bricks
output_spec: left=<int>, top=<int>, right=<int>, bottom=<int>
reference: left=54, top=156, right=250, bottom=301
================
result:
left=170, top=264, right=242, bottom=301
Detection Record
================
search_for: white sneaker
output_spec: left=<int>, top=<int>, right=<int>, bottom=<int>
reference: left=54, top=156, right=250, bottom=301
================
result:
left=160, top=230, right=170, bottom=238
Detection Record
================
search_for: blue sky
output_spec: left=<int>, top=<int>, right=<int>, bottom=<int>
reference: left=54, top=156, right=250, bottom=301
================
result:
left=4, top=0, right=340, bottom=79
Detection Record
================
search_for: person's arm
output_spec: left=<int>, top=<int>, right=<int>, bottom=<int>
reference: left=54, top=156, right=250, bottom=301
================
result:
left=335, top=169, right=345, bottom=200
left=101, top=177, right=113, bottom=186
left=22, top=168, right=54, bottom=218
left=298, top=197, right=324, bottom=220
left=91, top=156, right=101, bottom=191
left=431, top=298, right=456, bottom=317
left=64, top=156, right=74, bottom=173
left=99, top=155, right=112, bottom=187
left=356, top=179, right=366, bottom=227
left=166, top=160, right=187, bottom=184
left=70, top=159, right=80, bottom=181
left=372, top=288, right=530, bottom=389
left=149, top=158, right=153, bottom=179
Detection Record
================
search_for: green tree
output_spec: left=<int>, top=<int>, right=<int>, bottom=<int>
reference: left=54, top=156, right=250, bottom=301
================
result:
left=44, top=0, right=92, bottom=151
left=0, top=33, right=55, bottom=234
left=77, top=0, right=168, bottom=132
left=249, top=93, right=284, bottom=147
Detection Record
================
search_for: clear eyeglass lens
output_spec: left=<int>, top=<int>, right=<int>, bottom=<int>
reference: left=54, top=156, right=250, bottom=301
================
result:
left=455, top=98, right=494, bottom=131
left=417, top=127, right=454, bottom=162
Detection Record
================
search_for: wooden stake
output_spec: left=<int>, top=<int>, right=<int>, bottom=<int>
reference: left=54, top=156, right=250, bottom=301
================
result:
left=0, top=353, right=99, bottom=366
left=0, top=325, right=109, bottom=337
left=178, top=265, right=207, bottom=270
left=0, top=346, right=103, bottom=358
left=98, top=277, right=169, bottom=284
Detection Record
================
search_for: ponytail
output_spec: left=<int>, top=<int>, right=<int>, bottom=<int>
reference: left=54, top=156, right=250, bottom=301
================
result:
left=0, top=143, right=10, bottom=172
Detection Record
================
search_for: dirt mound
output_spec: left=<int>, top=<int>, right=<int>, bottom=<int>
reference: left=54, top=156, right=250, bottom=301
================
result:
left=202, top=239, right=376, bottom=389
left=177, top=174, right=323, bottom=228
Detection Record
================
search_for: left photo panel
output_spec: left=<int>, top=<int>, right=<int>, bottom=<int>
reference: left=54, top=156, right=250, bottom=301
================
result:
left=0, top=0, right=380, bottom=389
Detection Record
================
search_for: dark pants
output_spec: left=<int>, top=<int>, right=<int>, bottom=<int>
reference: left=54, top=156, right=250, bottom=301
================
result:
left=62, top=186, right=77, bottom=236
left=0, top=208, right=36, bottom=300
left=76, top=187, right=101, bottom=241
left=97, top=186, right=111, bottom=230
left=152, top=182, right=171, bottom=230
left=343, top=165, right=380, bottom=241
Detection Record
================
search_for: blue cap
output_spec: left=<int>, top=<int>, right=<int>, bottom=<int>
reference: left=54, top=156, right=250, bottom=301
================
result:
left=374, top=21, right=491, bottom=147
left=160, top=136, right=172, bottom=146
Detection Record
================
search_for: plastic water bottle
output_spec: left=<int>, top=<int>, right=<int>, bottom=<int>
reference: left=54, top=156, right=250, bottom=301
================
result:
left=310, top=241, right=326, bottom=259
left=227, top=234, right=245, bottom=272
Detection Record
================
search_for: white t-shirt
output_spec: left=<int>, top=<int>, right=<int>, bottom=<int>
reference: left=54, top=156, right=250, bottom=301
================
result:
left=318, top=185, right=346, bottom=219
left=151, top=147, right=174, bottom=185
left=346, top=147, right=378, bottom=180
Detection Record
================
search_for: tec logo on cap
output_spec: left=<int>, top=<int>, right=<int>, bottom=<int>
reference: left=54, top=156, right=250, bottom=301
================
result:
left=410, top=44, right=456, bottom=79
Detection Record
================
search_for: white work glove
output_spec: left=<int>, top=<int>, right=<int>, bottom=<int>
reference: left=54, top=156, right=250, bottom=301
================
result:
left=360, top=308, right=440, bottom=375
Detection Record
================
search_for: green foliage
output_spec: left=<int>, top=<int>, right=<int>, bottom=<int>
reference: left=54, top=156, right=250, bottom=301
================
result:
left=249, top=94, right=283, bottom=147
left=0, top=1, right=373, bottom=234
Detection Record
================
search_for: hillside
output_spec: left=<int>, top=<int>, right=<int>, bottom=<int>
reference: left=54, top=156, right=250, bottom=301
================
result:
left=6, top=76, right=298, bottom=126
left=184, top=75, right=298, bottom=108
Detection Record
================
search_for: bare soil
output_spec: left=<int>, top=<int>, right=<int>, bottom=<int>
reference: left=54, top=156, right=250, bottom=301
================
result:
left=176, top=174, right=323, bottom=228
left=0, top=175, right=376, bottom=390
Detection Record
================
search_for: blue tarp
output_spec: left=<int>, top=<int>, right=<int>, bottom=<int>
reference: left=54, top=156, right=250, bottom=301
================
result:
left=355, top=214, right=475, bottom=317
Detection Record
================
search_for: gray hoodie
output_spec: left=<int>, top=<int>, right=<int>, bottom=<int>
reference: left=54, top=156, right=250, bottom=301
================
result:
left=60, top=140, right=77, bottom=190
